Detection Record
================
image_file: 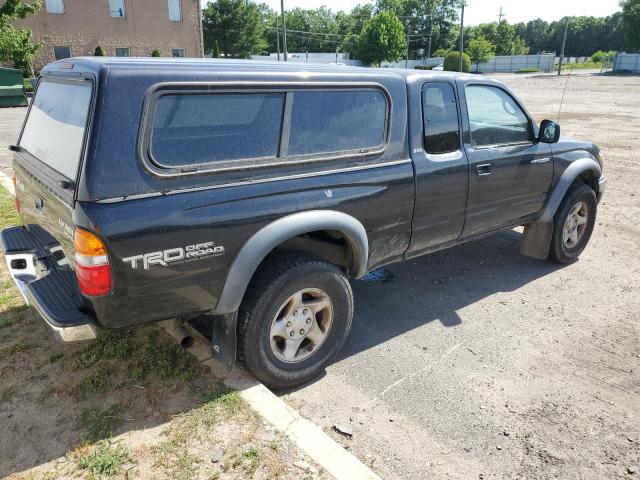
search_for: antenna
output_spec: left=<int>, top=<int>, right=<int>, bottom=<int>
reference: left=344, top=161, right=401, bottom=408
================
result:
left=557, top=63, right=575, bottom=123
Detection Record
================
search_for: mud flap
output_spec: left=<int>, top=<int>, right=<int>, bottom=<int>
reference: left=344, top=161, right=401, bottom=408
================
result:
left=520, top=221, right=553, bottom=260
left=210, top=311, right=237, bottom=375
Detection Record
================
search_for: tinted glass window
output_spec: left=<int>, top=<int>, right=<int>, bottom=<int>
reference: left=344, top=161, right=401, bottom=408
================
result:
left=423, top=83, right=459, bottom=154
left=151, top=93, right=284, bottom=167
left=465, top=85, right=531, bottom=147
left=168, top=0, right=182, bottom=21
left=20, top=81, right=93, bottom=179
left=54, top=46, right=71, bottom=60
left=288, top=90, right=387, bottom=156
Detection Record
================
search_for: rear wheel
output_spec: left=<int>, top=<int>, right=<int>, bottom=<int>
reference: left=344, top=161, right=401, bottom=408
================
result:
left=548, top=183, right=597, bottom=264
left=237, top=252, right=353, bottom=389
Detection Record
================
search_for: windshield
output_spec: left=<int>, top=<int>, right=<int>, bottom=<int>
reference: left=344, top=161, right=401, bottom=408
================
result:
left=19, top=80, right=92, bottom=180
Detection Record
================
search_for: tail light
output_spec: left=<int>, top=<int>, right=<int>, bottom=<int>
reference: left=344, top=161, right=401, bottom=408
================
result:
left=73, top=228, right=111, bottom=296
left=11, top=175, right=20, bottom=213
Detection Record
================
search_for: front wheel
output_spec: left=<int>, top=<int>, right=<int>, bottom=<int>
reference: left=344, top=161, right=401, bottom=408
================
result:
left=237, top=252, right=353, bottom=389
left=548, top=183, right=597, bottom=264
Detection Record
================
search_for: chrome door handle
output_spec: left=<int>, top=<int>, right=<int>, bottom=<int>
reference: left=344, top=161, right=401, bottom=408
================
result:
left=476, top=164, right=492, bottom=176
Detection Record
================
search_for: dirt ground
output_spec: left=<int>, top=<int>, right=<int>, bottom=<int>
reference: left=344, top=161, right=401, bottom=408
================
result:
left=280, top=72, right=640, bottom=480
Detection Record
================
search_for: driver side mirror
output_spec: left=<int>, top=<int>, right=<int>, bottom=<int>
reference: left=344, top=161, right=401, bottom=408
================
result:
left=538, top=119, right=560, bottom=144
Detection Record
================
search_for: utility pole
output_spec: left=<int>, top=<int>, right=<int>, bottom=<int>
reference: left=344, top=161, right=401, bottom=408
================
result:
left=459, top=2, right=465, bottom=72
left=497, top=6, right=505, bottom=24
left=280, top=0, right=288, bottom=62
left=405, top=19, right=410, bottom=68
left=427, top=14, right=433, bottom=59
left=276, top=15, right=280, bottom=61
left=558, top=17, right=569, bottom=76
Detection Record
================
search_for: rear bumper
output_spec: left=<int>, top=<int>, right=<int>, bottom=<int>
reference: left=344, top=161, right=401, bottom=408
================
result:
left=1, top=225, right=97, bottom=342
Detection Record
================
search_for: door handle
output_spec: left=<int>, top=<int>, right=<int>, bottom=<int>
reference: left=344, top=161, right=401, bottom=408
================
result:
left=476, top=164, right=492, bottom=176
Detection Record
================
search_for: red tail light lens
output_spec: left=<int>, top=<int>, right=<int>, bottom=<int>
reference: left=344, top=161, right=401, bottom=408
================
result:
left=11, top=175, right=20, bottom=213
left=73, top=228, right=111, bottom=296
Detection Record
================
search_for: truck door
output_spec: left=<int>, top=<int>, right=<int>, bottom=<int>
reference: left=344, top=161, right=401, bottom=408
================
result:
left=458, top=82, right=553, bottom=236
left=406, top=81, right=469, bottom=258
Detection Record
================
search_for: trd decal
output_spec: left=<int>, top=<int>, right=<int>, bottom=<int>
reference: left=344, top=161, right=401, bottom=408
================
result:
left=122, top=241, right=225, bottom=270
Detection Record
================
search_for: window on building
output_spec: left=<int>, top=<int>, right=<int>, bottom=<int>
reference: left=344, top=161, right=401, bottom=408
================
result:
left=422, top=83, right=460, bottom=154
left=287, top=90, right=387, bottom=157
left=171, top=49, right=185, bottom=58
left=115, top=48, right=131, bottom=57
left=168, top=0, right=182, bottom=21
left=45, top=0, right=65, bottom=13
left=150, top=93, right=285, bottom=167
left=465, top=85, right=531, bottom=148
left=53, top=46, right=71, bottom=60
left=108, top=0, right=125, bottom=17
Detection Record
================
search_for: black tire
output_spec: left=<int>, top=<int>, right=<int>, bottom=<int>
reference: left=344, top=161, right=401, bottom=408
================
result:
left=237, top=252, right=353, bottom=389
left=548, top=183, right=597, bottom=264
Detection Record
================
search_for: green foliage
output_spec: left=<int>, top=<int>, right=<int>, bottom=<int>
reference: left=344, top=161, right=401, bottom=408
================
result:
left=414, top=64, right=433, bottom=70
left=433, top=48, right=449, bottom=58
left=357, top=10, right=406, bottom=66
left=467, top=36, right=495, bottom=71
left=0, top=0, right=42, bottom=77
left=22, top=78, right=32, bottom=92
left=151, top=49, right=161, bottom=57
left=515, top=67, right=541, bottom=73
left=590, top=50, right=617, bottom=62
left=94, top=45, right=105, bottom=56
left=76, top=440, right=133, bottom=476
left=79, top=404, right=126, bottom=442
left=129, top=334, right=199, bottom=382
left=202, top=0, right=267, bottom=58
left=620, top=0, right=640, bottom=51
left=443, top=51, right=470, bottom=72
left=212, top=40, right=221, bottom=58
left=71, top=366, right=111, bottom=398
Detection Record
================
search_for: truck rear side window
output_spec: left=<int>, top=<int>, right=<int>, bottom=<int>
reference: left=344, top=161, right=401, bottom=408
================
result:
left=422, top=83, right=460, bottom=154
left=287, top=90, right=387, bottom=157
left=150, top=93, right=284, bottom=167
left=19, top=80, right=92, bottom=180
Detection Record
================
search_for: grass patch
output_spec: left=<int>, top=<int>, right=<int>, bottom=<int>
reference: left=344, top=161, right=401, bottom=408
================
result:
left=71, top=366, right=111, bottom=398
left=0, top=338, right=31, bottom=359
left=76, top=440, right=134, bottom=477
left=70, top=328, right=135, bottom=370
left=79, top=404, right=126, bottom=442
left=516, top=67, right=541, bottom=73
left=190, top=388, right=245, bottom=426
left=48, top=351, right=65, bottom=363
left=0, top=385, right=15, bottom=405
left=0, top=185, right=20, bottom=230
left=130, top=333, right=199, bottom=382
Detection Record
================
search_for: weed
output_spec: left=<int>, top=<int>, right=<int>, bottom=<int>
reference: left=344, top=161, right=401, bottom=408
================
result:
left=242, top=448, right=259, bottom=460
left=76, top=440, right=134, bottom=476
left=70, top=328, right=135, bottom=369
left=131, top=337, right=199, bottom=382
left=48, top=352, right=65, bottom=363
left=0, top=186, right=21, bottom=229
left=71, top=366, right=111, bottom=398
left=79, top=404, right=126, bottom=442
left=0, top=339, right=31, bottom=359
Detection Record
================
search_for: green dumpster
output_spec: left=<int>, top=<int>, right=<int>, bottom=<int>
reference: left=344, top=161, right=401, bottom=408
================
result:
left=0, top=67, right=28, bottom=107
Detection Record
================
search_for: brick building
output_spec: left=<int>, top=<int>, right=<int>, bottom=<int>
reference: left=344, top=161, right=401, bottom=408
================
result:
left=14, top=0, right=203, bottom=71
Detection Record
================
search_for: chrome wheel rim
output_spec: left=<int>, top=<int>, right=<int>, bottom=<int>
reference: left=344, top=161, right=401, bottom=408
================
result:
left=269, top=288, right=333, bottom=364
left=562, top=201, right=589, bottom=249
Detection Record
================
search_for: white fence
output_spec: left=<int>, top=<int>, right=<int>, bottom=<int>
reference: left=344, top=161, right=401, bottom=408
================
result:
left=476, top=54, right=555, bottom=73
left=381, top=58, right=443, bottom=69
left=614, top=53, right=640, bottom=72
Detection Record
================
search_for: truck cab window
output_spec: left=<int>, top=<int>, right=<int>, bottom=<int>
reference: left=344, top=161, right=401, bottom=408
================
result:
left=422, top=83, right=460, bottom=154
left=465, top=85, right=531, bottom=148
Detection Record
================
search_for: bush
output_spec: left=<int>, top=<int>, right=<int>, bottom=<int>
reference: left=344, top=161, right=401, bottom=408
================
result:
left=151, top=49, right=161, bottom=57
left=23, top=78, right=33, bottom=92
left=590, top=50, right=616, bottom=63
left=444, top=51, right=471, bottom=72
left=94, top=45, right=105, bottom=56
left=414, top=65, right=433, bottom=70
left=516, top=67, right=541, bottom=73
left=433, top=48, right=449, bottom=58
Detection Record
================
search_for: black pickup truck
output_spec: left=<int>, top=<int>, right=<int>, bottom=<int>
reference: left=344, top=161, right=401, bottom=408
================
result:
left=1, top=58, right=605, bottom=388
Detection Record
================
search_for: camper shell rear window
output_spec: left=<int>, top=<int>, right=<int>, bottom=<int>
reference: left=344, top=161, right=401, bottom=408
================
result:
left=19, top=79, right=93, bottom=180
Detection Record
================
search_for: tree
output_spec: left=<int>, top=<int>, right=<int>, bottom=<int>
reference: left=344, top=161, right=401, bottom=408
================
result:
left=212, top=40, right=221, bottom=58
left=443, top=51, right=470, bottom=72
left=202, top=0, right=266, bottom=58
left=468, top=36, right=494, bottom=71
left=621, top=0, right=640, bottom=51
left=0, top=0, right=41, bottom=77
left=495, top=20, right=528, bottom=55
left=94, top=45, right=106, bottom=56
left=357, top=10, right=406, bottom=66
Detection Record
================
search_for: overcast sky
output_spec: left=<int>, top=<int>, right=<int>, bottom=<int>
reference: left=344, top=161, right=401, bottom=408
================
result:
left=253, top=0, right=621, bottom=25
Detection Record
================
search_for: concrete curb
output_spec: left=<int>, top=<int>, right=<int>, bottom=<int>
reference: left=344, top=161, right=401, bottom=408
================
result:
left=165, top=322, right=381, bottom=480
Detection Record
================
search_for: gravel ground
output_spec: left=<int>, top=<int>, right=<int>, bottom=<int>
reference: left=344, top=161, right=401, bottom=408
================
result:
left=281, top=72, right=640, bottom=480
